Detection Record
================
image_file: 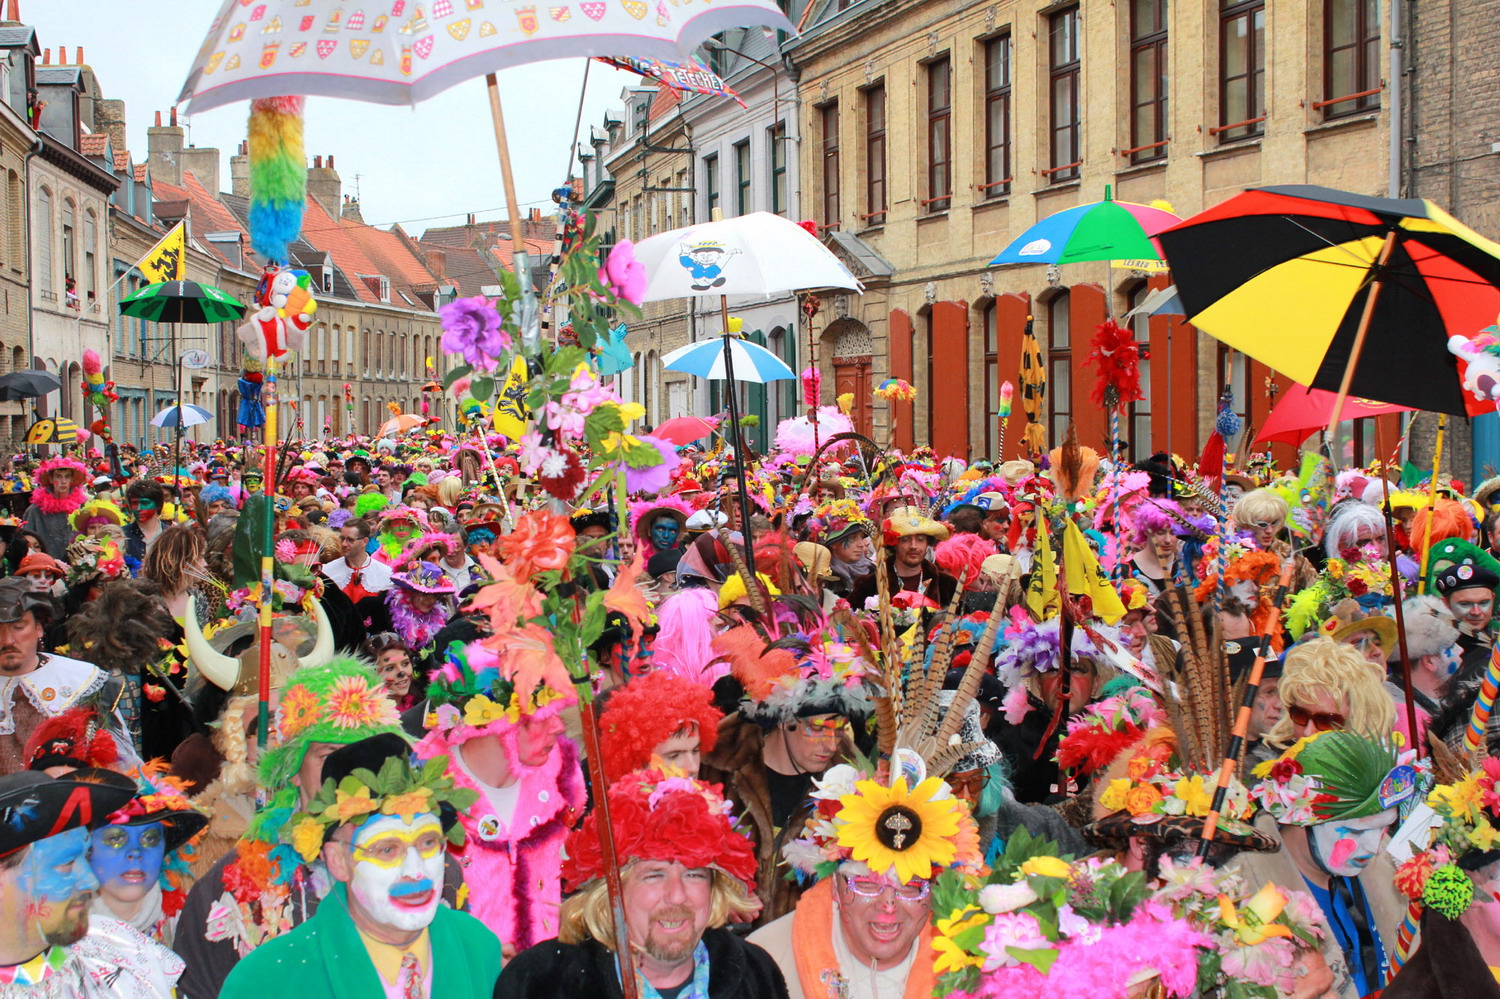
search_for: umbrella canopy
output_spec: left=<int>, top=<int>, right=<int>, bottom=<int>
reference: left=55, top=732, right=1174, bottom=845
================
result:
left=0, top=370, right=62, bottom=401
left=119, top=280, right=247, bottom=325
left=1122, top=284, right=1185, bottom=321
left=634, top=213, right=862, bottom=301
left=595, top=323, right=634, bottom=377
left=379, top=414, right=429, bottom=437
left=1157, top=185, right=1500, bottom=416
left=1256, top=385, right=1412, bottom=447
left=654, top=415, right=720, bottom=446
left=24, top=417, right=77, bottom=445
left=991, top=187, right=1181, bottom=265
left=151, top=404, right=215, bottom=429
left=177, top=0, right=793, bottom=114
left=661, top=336, right=796, bottom=384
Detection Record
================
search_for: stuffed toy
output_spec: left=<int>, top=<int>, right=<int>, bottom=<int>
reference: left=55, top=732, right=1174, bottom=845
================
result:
left=236, top=265, right=317, bottom=362
left=1449, top=331, right=1500, bottom=406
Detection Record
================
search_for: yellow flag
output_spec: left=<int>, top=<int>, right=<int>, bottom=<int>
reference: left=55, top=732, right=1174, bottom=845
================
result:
left=491, top=354, right=530, bottom=440
left=1062, top=520, right=1127, bottom=624
left=1025, top=513, right=1060, bottom=619
left=136, top=222, right=186, bottom=283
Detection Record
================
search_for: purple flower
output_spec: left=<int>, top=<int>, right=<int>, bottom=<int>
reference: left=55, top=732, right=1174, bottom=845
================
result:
left=620, top=434, right=679, bottom=494
left=440, top=295, right=510, bottom=372
left=599, top=240, right=647, bottom=306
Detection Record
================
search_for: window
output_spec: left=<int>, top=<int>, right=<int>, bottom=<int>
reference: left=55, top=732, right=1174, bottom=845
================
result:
left=61, top=199, right=75, bottom=296
left=1218, top=0, right=1266, bottom=142
left=1322, top=0, right=1380, bottom=119
left=1216, top=343, right=1251, bottom=430
left=1126, top=287, right=1154, bottom=457
left=769, top=122, right=787, bottom=215
left=704, top=154, right=719, bottom=219
left=982, top=303, right=1001, bottom=457
left=983, top=34, right=1012, bottom=198
left=1048, top=7, right=1081, bottom=182
left=863, top=84, right=887, bottom=226
left=1047, top=292, right=1071, bottom=442
left=36, top=186, right=52, bottom=297
left=7, top=170, right=20, bottom=267
left=1129, top=0, right=1169, bottom=163
left=925, top=57, right=952, bottom=213
left=82, top=211, right=96, bottom=306
left=734, top=140, right=751, bottom=216
left=820, top=103, right=840, bottom=229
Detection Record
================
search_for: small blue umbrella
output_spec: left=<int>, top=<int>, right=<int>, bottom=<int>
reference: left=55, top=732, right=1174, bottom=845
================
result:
left=150, top=404, right=214, bottom=429
left=596, top=323, right=634, bottom=377
left=661, top=334, right=796, bottom=383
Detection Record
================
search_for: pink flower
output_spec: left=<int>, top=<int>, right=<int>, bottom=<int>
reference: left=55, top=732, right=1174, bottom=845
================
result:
left=599, top=240, right=647, bottom=305
left=981, top=912, right=1048, bottom=969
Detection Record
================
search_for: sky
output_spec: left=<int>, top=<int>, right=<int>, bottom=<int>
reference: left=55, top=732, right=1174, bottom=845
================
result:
left=24, top=0, right=638, bottom=235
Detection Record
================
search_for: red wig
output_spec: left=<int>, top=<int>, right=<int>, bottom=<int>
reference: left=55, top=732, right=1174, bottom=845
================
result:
left=934, top=532, right=995, bottom=590
left=598, top=671, right=724, bottom=783
left=1410, top=498, right=1476, bottom=549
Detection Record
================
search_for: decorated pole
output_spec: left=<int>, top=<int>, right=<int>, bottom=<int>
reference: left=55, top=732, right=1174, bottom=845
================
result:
left=1464, top=643, right=1500, bottom=753
left=997, top=380, right=1013, bottom=462
left=256, top=355, right=278, bottom=748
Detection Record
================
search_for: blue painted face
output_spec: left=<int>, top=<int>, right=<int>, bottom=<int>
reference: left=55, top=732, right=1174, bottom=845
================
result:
left=87, top=823, right=164, bottom=898
left=21, top=827, right=98, bottom=903
left=650, top=518, right=680, bottom=551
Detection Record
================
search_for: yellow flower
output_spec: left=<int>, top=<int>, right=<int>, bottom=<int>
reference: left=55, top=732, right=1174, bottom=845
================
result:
left=324, top=786, right=379, bottom=823
left=1470, top=822, right=1500, bottom=852
left=381, top=788, right=435, bottom=825
left=1098, top=779, right=1130, bottom=814
left=1173, top=775, right=1213, bottom=818
left=616, top=401, right=645, bottom=423
left=1429, top=773, right=1484, bottom=822
left=834, top=777, right=964, bottom=885
left=1019, top=856, right=1071, bottom=879
left=1217, top=884, right=1294, bottom=945
left=462, top=693, right=518, bottom=728
left=932, top=909, right=989, bottom=975
left=290, top=816, right=326, bottom=864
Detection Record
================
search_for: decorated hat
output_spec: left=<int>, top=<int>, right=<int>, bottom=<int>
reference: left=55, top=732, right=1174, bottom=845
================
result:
left=0, top=768, right=138, bottom=858
left=393, top=560, right=457, bottom=595
left=598, top=671, right=723, bottom=783
left=106, top=760, right=210, bottom=854
left=257, top=657, right=406, bottom=795
left=1250, top=730, right=1422, bottom=826
left=792, top=541, right=838, bottom=583
left=418, top=639, right=575, bottom=747
left=807, top=498, right=872, bottom=548
left=569, top=507, right=617, bottom=534
left=34, top=455, right=89, bottom=492
left=68, top=497, right=125, bottom=532
left=16, top=552, right=66, bottom=579
left=882, top=505, right=951, bottom=543
left=712, top=619, right=879, bottom=723
left=563, top=769, right=757, bottom=894
left=1433, top=552, right=1500, bottom=595
left=23, top=706, right=120, bottom=772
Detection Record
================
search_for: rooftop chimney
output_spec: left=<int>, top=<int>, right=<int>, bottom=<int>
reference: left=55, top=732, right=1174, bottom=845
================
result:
left=327, top=155, right=334, bottom=169
left=306, top=154, right=341, bottom=218
left=229, top=141, right=250, bottom=198
left=40, top=48, right=48, bottom=65
left=75, top=47, right=83, bottom=65
left=55, top=47, right=64, bottom=65
left=341, top=193, right=364, bottom=223
left=154, top=111, right=161, bottom=127
left=5, top=2, right=19, bottom=25
left=147, top=108, right=186, bottom=186
left=170, top=107, right=177, bottom=127
left=313, top=154, right=322, bottom=168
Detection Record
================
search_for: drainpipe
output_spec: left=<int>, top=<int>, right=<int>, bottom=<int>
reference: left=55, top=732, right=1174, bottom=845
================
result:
left=21, top=127, right=41, bottom=404
left=1388, top=0, right=1402, bottom=198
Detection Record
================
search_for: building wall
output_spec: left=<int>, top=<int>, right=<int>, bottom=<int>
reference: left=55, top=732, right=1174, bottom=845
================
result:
left=791, top=0, right=1394, bottom=463
left=0, top=100, right=29, bottom=448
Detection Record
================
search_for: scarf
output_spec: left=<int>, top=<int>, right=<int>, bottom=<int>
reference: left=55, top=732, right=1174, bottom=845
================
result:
left=387, top=592, right=450, bottom=651
left=90, top=883, right=168, bottom=944
left=789, top=879, right=936, bottom=999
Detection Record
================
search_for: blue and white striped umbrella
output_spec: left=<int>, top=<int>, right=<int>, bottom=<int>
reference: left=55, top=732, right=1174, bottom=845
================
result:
left=150, top=404, right=214, bottom=429
left=661, top=336, right=796, bottom=383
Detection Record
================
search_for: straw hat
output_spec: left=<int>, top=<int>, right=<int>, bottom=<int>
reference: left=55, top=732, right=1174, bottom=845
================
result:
left=883, top=505, right=950, bottom=542
left=793, top=541, right=837, bottom=582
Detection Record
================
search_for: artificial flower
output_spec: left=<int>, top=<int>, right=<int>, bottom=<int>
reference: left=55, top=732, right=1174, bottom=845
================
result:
left=979, top=911, right=1048, bottom=970
left=1019, top=855, right=1072, bottom=879
left=277, top=684, right=321, bottom=739
left=933, top=908, right=990, bottom=974
left=834, top=777, right=963, bottom=885
left=462, top=693, right=517, bottom=728
left=979, top=881, right=1039, bottom=915
left=290, top=816, right=325, bottom=864
left=440, top=296, right=510, bottom=372
left=1172, top=775, right=1213, bottom=817
left=598, top=240, right=647, bottom=306
left=604, top=553, right=653, bottom=635
left=494, top=510, right=575, bottom=578
left=325, top=674, right=393, bottom=730
left=490, top=623, right=574, bottom=707
left=1217, top=883, right=1294, bottom=945
left=381, top=787, right=436, bottom=824
left=325, top=785, right=379, bottom=823
left=1122, top=783, right=1163, bottom=817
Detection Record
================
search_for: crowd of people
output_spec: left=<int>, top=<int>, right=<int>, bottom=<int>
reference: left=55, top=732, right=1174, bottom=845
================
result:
left=0, top=429, right=1497, bottom=999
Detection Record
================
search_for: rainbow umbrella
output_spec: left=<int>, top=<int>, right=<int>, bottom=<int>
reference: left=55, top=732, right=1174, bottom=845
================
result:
left=991, top=186, right=1181, bottom=265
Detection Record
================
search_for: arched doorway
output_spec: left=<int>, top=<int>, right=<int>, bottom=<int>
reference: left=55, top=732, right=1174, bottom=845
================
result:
left=825, top=319, right=873, bottom=437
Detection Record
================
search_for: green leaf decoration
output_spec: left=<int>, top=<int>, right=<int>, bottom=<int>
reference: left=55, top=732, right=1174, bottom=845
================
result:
left=1007, top=947, right=1060, bottom=976
left=469, top=375, right=495, bottom=402
left=443, top=363, right=472, bottom=389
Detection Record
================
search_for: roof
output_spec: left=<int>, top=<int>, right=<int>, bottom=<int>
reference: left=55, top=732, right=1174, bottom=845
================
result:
left=79, top=133, right=108, bottom=157
left=648, top=80, right=680, bottom=122
left=133, top=164, right=146, bottom=182
left=296, top=197, right=439, bottom=307
left=178, top=171, right=257, bottom=270
left=825, top=230, right=893, bottom=280
left=0, top=27, right=37, bottom=48
left=413, top=241, right=497, bottom=299
left=36, top=67, right=81, bottom=85
left=419, top=216, right=556, bottom=249
left=218, top=190, right=362, bottom=302
left=113, top=149, right=129, bottom=172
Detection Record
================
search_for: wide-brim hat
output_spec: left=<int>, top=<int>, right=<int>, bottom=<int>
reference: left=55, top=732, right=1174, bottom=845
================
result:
left=636, top=504, right=688, bottom=533
left=114, top=795, right=209, bottom=853
left=1081, top=809, right=1278, bottom=853
left=793, top=541, right=838, bottom=582
left=1321, top=611, right=1398, bottom=655
left=0, top=577, right=55, bottom=625
left=393, top=561, right=457, bottom=595
left=0, top=768, right=137, bottom=858
left=884, top=505, right=950, bottom=542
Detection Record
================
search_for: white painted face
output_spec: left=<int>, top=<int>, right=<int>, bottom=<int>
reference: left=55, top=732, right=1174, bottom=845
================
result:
left=1309, top=808, right=1397, bottom=877
left=348, top=813, right=446, bottom=933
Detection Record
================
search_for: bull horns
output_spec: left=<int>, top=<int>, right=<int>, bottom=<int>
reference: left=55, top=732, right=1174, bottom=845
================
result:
left=184, top=594, right=337, bottom=693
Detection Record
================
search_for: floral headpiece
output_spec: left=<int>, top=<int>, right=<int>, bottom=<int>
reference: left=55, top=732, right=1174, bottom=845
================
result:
left=805, top=497, right=873, bottom=546
left=1249, top=731, right=1422, bottom=827
left=712, top=623, right=879, bottom=723
left=421, top=639, right=575, bottom=741
left=1393, top=760, right=1500, bottom=920
left=1054, top=690, right=1166, bottom=776
left=992, top=609, right=1123, bottom=687
left=1094, top=745, right=1260, bottom=842
left=563, top=769, right=756, bottom=893
left=284, top=752, right=478, bottom=864
left=105, top=760, right=209, bottom=917
left=782, top=763, right=981, bottom=885
left=257, top=657, right=405, bottom=795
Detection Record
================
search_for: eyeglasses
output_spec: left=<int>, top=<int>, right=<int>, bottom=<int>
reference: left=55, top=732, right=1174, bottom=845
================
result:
left=947, top=771, right=990, bottom=795
left=1288, top=704, right=1347, bottom=732
left=844, top=876, right=931, bottom=901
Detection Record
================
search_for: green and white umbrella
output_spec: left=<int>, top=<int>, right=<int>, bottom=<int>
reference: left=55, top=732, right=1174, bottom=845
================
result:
left=119, top=280, right=247, bottom=324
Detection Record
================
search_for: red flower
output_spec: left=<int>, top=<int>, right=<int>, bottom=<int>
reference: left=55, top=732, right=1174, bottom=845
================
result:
left=1346, top=578, right=1369, bottom=597
left=537, top=448, right=586, bottom=500
left=494, top=510, right=575, bottom=578
left=143, top=683, right=166, bottom=703
left=1269, top=758, right=1303, bottom=782
left=1340, top=547, right=1361, bottom=562
left=797, top=219, right=819, bottom=238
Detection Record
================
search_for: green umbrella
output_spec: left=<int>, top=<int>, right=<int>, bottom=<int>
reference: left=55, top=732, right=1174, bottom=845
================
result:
left=119, top=280, right=247, bottom=324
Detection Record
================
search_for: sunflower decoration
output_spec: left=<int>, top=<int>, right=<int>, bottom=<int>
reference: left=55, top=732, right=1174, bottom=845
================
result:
left=834, top=776, right=964, bottom=884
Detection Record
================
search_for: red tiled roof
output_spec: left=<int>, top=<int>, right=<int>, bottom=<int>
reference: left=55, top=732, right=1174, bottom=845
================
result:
left=181, top=171, right=258, bottom=270
left=112, top=149, right=130, bottom=172
left=79, top=133, right=108, bottom=157
left=648, top=80, right=680, bottom=122
left=133, top=164, right=146, bottom=182
left=297, top=197, right=439, bottom=307
left=415, top=241, right=499, bottom=298
left=419, top=217, right=556, bottom=248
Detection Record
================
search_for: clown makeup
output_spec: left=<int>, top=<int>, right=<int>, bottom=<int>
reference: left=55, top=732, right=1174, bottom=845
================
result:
left=834, top=868, right=932, bottom=970
left=20, top=828, right=99, bottom=946
left=650, top=517, right=681, bottom=552
left=345, top=814, right=446, bottom=935
left=375, top=649, right=413, bottom=698
left=1309, top=808, right=1397, bottom=878
left=1439, top=644, right=1462, bottom=678
left=88, top=824, right=165, bottom=906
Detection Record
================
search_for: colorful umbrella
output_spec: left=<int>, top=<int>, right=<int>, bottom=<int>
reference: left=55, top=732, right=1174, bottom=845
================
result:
left=1255, top=385, right=1412, bottom=447
left=118, top=280, right=247, bottom=324
left=1157, top=185, right=1500, bottom=417
left=24, top=417, right=77, bottom=445
left=378, top=414, right=429, bottom=437
left=151, top=404, right=215, bottom=429
left=991, top=186, right=1181, bottom=265
left=661, top=334, right=796, bottom=383
left=654, top=415, right=720, bottom=446
left=634, top=213, right=861, bottom=300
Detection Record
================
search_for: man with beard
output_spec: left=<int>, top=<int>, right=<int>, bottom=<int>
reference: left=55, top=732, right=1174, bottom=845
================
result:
left=0, top=578, right=129, bottom=774
left=849, top=507, right=958, bottom=609
left=414, top=639, right=585, bottom=957
left=0, top=767, right=184, bottom=997
left=496, top=771, right=786, bottom=999
left=219, top=734, right=500, bottom=999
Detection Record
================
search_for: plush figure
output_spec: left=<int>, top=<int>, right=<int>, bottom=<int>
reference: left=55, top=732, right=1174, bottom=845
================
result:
left=237, top=265, right=317, bottom=362
left=1449, top=331, right=1500, bottom=405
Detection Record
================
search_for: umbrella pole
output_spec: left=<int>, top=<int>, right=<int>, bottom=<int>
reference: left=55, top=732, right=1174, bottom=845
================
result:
left=1376, top=418, right=1423, bottom=757
left=256, top=355, right=278, bottom=750
left=718, top=295, right=757, bottom=564
left=484, top=75, right=540, bottom=351
left=1326, top=229, right=1398, bottom=437
left=1417, top=414, right=1448, bottom=593
left=173, top=324, right=182, bottom=491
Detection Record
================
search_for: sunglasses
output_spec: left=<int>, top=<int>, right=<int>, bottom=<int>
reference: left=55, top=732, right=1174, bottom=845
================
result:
left=844, top=876, right=930, bottom=901
left=1288, top=704, right=1347, bottom=732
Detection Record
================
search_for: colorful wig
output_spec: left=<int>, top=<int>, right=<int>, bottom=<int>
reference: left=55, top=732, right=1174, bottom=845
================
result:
left=598, top=672, right=723, bottom=782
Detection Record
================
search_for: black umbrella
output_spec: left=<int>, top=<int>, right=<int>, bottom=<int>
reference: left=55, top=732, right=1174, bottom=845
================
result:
left=0, top=369, right=62, bottom=401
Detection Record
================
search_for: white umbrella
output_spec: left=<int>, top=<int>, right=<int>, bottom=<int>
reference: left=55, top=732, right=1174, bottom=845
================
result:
left=150, top=404, right=214, bottom=429
left=633, top=212, right=862, bottom=302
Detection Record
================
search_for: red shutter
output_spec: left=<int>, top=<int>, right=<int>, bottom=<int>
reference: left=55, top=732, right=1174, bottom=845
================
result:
left=889, top=309, right=914, bottom=451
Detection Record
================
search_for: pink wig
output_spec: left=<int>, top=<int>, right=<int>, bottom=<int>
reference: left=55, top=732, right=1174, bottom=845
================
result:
left=652, top=588, right=724, bottom=685
left=1127, top=499, right=1183, bottom=547
left=934, top=532, right=995, bottom=590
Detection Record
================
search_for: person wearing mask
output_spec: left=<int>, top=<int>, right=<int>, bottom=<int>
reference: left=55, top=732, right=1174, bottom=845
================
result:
left=121, top=478, right=168, bottom=569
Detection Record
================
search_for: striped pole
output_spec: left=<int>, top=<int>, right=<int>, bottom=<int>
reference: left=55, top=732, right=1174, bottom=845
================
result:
left=1464, top=643, right=1500, bottom=753
left=256, top=355, right=278, bottom=750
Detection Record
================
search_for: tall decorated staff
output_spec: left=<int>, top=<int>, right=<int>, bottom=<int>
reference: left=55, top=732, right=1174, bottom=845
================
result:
left=1018, top=314, right=1047, bottom=457
left=1082, top=317, right=1143, bottom=473
left=80, top=348, right=121, bottom=477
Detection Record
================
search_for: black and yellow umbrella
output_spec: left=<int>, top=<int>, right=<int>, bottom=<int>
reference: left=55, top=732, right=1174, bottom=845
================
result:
left=1158, top=186, right=1500, bottom=417
left=25, top=417, right=78, bottom=444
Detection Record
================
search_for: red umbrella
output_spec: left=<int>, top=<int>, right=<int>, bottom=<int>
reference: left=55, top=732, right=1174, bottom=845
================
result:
left=654, top=414, right=720, bottom=446
left=1256, top=383, right=1412, bottom=447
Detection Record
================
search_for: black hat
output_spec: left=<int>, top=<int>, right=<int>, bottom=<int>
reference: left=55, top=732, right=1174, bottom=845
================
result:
left=646, top=548, right=683, bottom=579
left=569, top=509, right=617, bottom=534
left=0, top=577, right=55, bottom=626
left=0, top=769, right=137, bottom=858
left=321, top=733, right=413, bottom=788
left=1435, top=561, right=1500, bottom=596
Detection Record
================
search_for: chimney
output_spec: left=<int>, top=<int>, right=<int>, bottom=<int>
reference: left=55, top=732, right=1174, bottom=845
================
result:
left=55, top=47, right=64, bottom=65
left=466, top=213, right=474, bottom=225
left=341, top=193, right=364, bottom=223
left=306, top=153, right=341, bottom=218
left=147, top=108, right=186, bottom=186
left=40, top=48, right=48, bottom=65
left=75, top=47, right=83, bottom=65
left=95, top=99, right=127, bottom=159
left=229, top=140, right=250, bottom=198
left=180, top=144, right=222, bottom=196
left=4, top=2, right=19, bottom=26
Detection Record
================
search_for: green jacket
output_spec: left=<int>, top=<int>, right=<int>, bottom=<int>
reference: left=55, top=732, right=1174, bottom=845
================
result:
left=220, top=883, right=501, bottom=999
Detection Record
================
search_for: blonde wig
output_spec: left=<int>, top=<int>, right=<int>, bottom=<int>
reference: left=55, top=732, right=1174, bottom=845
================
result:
left=1265, top=636, right=1395, bottom=751
left=1231, top=489, right=1289, bottom=531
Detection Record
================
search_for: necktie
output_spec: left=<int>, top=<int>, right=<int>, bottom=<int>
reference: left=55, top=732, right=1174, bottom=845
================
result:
left=399, top=952, right=422, bottom=999
left=1331, top=875, right=1381, bottom=990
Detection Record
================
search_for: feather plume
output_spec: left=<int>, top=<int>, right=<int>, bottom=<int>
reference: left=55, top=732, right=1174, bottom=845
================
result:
left=934, top=598, right=1007, bottom=746
left=712, top=625, right=799, bottom=702
left=1047, top=425, right=1099, bottom=504
left=1083, top=318, right=1144, bottom=407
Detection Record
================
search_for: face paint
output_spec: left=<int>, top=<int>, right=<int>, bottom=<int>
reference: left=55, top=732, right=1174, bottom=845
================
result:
left=1309, top=808, right=1397, bottom=878
left=347, top=814, right=445, bottom=933
left=20, top=828, right=98, bottom=946
left=650, top=518, right=680, bottom=551
left=87, top=823, right=165, bottom=904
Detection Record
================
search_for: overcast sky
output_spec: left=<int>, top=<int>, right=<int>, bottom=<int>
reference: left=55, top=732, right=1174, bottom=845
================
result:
left=24, top=0, right=636, bottom=235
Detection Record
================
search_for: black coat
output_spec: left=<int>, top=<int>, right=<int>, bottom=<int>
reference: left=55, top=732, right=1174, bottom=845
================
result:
left=1383, top=909, right=1500, bottom=999
left=495, top=927, right=788, bottom=999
